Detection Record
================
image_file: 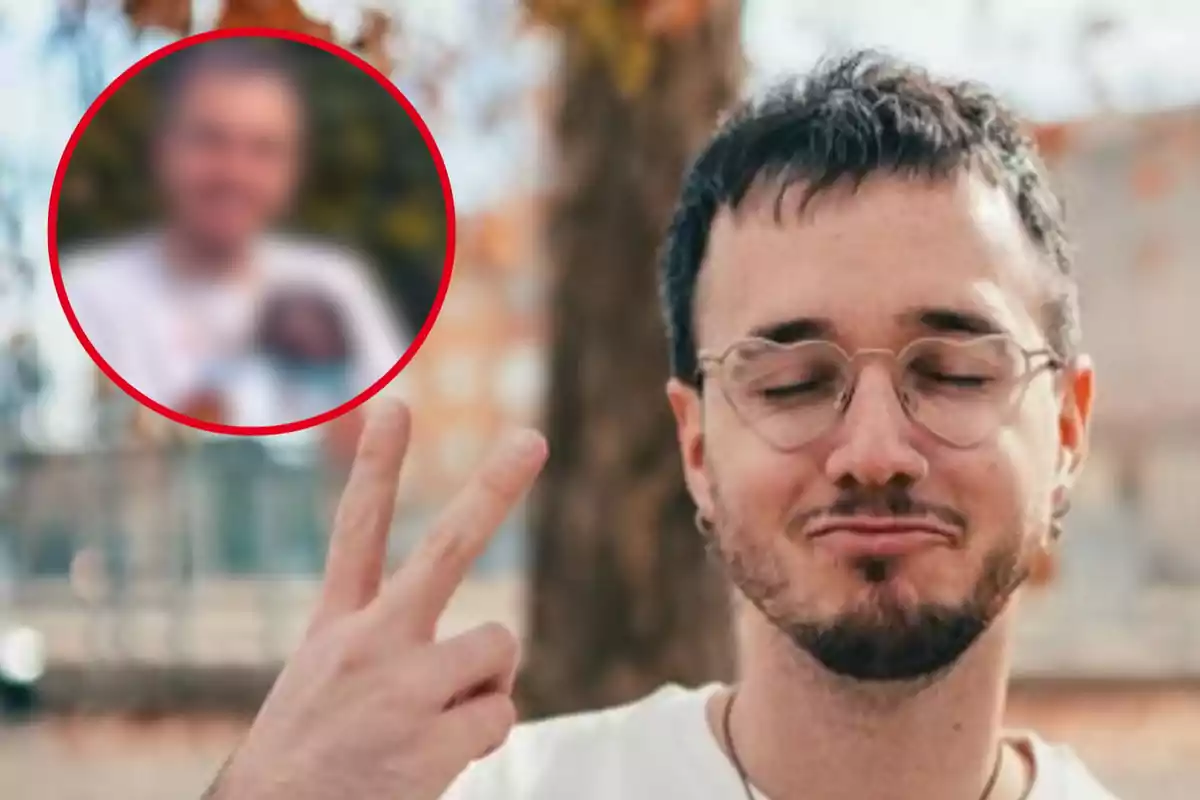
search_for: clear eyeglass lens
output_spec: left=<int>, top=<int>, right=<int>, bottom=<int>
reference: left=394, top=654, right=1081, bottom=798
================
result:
left=719, top=336, right=1025, bottom=449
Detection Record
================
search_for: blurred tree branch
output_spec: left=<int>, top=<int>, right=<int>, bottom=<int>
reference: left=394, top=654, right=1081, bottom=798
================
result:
left=123, top=0, right=398, bottom=73
left=350, top=10, right=393, bottom=76
left=123, top=0, right=191, bottom=34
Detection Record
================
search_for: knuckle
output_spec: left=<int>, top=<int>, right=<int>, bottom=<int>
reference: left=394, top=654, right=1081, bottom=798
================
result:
left=420, top=525, right=468, bottom=571
left=335, top=637, right=374, bottom=677
left=476, top=622, right=519, bottom=663
left=475, top=695, right=517, bottom=744
left=329, top=617, right=375, bottom=674
left=387, top=663, right=440, bottom=717
left=394, top=647, right=438, bottom=697
left=475, top=466, right=511, bottom=500
left=475, top=462, right=523, bottom=504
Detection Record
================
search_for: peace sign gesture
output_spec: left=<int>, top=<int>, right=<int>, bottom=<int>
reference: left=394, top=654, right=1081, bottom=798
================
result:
left=207, top=398, right=547, bottom=800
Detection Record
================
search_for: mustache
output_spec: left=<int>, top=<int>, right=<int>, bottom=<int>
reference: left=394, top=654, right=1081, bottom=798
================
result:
left=792, top=485, right=968, bottom=533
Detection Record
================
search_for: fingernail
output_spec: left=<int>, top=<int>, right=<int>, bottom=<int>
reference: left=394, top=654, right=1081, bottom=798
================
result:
left=505, top=429, right=546, bottom=463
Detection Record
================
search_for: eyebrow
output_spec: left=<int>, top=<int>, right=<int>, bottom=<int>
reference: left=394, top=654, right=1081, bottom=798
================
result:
left=740, top=307, right=1003, bottom=348
left=747, top=317, right=835, bottom=344
left=902, top=307, right=1005, bottom=337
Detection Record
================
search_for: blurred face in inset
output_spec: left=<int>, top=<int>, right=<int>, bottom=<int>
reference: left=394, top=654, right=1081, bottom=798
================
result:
left=668, top=173, right=1093, bottom=682
left=155, top=63, right=304, bottom=257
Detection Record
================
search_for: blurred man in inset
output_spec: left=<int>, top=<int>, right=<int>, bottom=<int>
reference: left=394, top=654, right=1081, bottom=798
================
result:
left=63, top=37, right=406, bottom=427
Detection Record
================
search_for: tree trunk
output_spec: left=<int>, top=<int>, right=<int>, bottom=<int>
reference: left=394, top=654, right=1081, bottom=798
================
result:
left=518, top=3, right=743, bottom=719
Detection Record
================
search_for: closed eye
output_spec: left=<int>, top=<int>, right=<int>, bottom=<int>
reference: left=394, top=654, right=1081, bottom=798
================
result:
left=758, top=374, right=843, bottom=401
left=938, top=373, right=989, bottom=386
left=913, top=369, right=993, bottom=389
left=761, top=381, right=823, bottom=399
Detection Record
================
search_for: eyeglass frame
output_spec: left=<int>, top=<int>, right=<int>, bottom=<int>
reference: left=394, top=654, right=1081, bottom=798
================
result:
left=693, top=333, right=1067, bottom=451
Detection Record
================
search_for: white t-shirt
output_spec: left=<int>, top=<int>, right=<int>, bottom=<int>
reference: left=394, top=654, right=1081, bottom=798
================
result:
left=443, top=683, right=1119, bottom=800
left=221, top=358, right=357, bottom=428
left=62, top=233, right=408, bottom=425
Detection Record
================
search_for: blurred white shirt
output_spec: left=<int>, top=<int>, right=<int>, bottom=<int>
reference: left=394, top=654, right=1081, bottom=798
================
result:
left=443, top=683, right=1119, bottom=800
left=223, top=358, right=357, bottom=428
left=61, top=232, right=409, bottom=426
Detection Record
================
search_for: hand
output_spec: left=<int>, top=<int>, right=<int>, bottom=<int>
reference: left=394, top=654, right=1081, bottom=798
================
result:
left=205, top=398, right=548, bottom=800
left=320, top=406, right=367, bottom=469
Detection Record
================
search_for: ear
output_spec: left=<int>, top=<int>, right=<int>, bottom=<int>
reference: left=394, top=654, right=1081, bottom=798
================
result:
left=666, top=376, right=714, bottom=518
left=1056, top=354, right=1095, bottom=491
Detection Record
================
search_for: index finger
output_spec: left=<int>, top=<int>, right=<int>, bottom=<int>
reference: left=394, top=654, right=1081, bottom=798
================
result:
left=311, top=397, right=412, bottom=631
left=376, top=428, right=547, bottom=640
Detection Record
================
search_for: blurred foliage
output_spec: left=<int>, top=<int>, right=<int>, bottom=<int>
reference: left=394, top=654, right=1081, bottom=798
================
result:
left=124, top=1, right=390, bottom=72
left=524, top=0, right=714, bottom=96
left=123, top=0, right=192, bottom=35
left=123, top=0, right=331, bottom=38
left=56, top=36, right=448, bottom=335
left=216, top=0, right=335, bottom=39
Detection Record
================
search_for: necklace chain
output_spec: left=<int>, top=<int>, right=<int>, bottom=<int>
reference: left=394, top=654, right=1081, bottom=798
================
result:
left=720, top=688, right=1006, bottom=800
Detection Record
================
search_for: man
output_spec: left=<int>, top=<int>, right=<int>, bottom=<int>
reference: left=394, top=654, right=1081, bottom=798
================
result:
left=63, top=37, right=406, bottom=427
left=205, top=52, right=1113, bottom=799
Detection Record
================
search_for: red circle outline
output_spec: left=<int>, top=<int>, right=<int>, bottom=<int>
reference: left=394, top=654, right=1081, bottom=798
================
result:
left=47, top=26, right=456, bottom=437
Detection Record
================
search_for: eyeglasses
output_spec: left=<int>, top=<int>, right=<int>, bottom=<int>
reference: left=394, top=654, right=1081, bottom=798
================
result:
left=695, top=334, right=1063, bottom=451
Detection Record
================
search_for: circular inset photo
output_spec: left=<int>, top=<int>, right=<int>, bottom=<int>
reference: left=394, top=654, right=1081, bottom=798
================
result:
left=49, top=28, right=454, bottom=435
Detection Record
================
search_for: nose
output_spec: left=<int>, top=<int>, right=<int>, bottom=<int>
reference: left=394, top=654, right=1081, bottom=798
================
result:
left=823, top=365, right=929, bottom=487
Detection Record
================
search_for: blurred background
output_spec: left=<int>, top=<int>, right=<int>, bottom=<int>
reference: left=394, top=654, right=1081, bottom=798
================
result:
left=0, top=0, right=1197, bottom=798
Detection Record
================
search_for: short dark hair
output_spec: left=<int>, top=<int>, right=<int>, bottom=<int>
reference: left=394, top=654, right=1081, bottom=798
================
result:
left=658, top=50, right=1079, bottom=386
left=153, top=37, right=306, bottom=129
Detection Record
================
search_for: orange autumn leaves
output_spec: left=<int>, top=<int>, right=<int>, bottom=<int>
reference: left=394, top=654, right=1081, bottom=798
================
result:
left=524, top=0, right=721, bottom=96
left=125, top=0, right=331, bottom=38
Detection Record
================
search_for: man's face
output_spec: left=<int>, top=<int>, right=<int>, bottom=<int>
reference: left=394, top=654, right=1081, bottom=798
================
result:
left=156, top=68, right=303, bottom=256
left=667, top=173, right=1093, bottom=682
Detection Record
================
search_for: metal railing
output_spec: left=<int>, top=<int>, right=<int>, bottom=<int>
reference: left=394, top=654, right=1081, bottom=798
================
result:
left=0, top=426, right=527, bottom=671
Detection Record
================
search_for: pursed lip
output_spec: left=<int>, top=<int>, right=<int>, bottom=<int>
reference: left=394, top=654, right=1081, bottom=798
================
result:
left=806, top=516, right=961, bottom=541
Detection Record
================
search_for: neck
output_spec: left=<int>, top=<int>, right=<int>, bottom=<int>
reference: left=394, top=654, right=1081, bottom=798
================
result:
left=162, top=226, right=255, bottom=282
left=716, top=598, right=1022, bottom=800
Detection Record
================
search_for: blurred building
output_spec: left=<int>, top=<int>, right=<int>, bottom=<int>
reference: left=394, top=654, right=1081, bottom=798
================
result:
left=1034, top=105, right=1200, bottom=586
left=398, top=194, right=547, bottom=500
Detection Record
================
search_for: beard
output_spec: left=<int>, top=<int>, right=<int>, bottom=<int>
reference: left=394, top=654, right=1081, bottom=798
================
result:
left=786, top=546, right=1026, bottom=681
left=706, top=507, right=1030, bottom=683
